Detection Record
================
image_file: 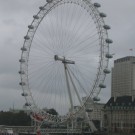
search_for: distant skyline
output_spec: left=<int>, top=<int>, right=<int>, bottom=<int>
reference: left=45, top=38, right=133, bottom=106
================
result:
left=0, top=0, right=135, bottom=110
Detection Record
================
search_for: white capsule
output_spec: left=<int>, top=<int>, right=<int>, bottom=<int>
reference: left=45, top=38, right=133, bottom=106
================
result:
left=103, top=25, right=111, bottom=30
left=19, top=82, right=26, bottom=86
left=106, top=54, right=113, bottom=59
left=19, top=59, right=25, bottom=63
left=21, top=92, right=28, bottom=96
left=25, top=102, right=31, bottom=106
left=33, top=15, right=39, bottom=19
left=28, top=25, right=34, bottom=29
left=99, top=83, right=106, bottom=88
left=46, top=0, right=53, bottom=3
left=94, top=3, right=101, bottom=8
left=24, top=35, right=30, bottom=40
left=39, top=6, right=45, bottom=10
left=93, top=97, right=100, bottom=101
left=99, top=13, right=107, bottom=17
left=103, top=69, right=111, bottom=74
left=18, top=71, right=25, bottom=74
left=106, top=39, right=113, bottom=44
left=21, top=47, right=27, bottom=51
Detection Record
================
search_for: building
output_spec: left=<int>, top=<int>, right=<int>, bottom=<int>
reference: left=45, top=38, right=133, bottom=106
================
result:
left=104, top=56, right=135, bottom=135
left=111, top=56, right=135, bottom=98
left=104, top=96, right=135, bottom=134
left=82, top=97, right=105, bottom=130
left=67, top=97, right=105, bottom=131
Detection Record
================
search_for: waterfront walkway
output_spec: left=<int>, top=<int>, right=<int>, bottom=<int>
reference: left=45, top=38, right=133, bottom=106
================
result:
left=0, top=126, right=106, bottom=135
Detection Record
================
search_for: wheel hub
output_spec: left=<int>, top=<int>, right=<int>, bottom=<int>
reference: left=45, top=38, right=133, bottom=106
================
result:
left=54, top=55, right=75, bottom=64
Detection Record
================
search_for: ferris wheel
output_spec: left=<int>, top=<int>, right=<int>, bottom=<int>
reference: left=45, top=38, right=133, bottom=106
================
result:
left=19, top=0, right=112, bottom=131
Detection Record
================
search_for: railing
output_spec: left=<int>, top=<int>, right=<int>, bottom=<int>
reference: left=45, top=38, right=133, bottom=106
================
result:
left=0, top=126, right=92, bottom=134
left=41, top=128, right=82, bottom=133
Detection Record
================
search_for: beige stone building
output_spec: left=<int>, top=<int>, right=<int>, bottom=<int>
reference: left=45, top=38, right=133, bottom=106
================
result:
left=86, top=102, right=104, bottom=128
left=82, top=97, right=105, bottom=130
left=71, top=97, right=105, bottom=130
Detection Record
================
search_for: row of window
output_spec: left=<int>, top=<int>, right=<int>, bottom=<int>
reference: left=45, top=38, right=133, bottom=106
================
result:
left=106, top=106, right=135, bottom=110
left=111, top=115, right=135, bottom=120
left=114, top=56, right=134, bottom=63
left=111, top=123, right=135, bottom=128
left=110, top=102, right=134, bottom=106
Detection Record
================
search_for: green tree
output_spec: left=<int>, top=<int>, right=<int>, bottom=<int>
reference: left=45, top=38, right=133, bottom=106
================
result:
left=47, top=108, right=58, bottom=115
left=0, top=111, right=31, bottom=126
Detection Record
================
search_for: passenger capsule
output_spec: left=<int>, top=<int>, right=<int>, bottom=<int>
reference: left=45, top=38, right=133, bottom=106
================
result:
left=103, top=69, right=111, bottom=74
left=25, top=102, right=31, bottom=106
left=46, top=0, right=53, bottom=3
left=85, top=108, right=93, bottom=112
left=18, top=71, right=25, bottom=74
left=28, top=25, right=34, bottom=29
left=24, top=35, right=30, bottom=40
left=19, top=59, right=25, bottom=63
left=33, top=15, right=39, bottom=19
left=21, top=92, right=28, bottom=96
left=103, top=25, right=111, bottom=30
left=93, top=97, right=100, bottom=101
left=39, top=6, right=45, bottom=10
left=99, top=83, right=106, bottom=88
left=106, top=54, right=113, bottom=59
left=106, top=39, right=113, bottom=44
left=21, top=47, right=27, bottom=51
left=99, top=13, right=107, bottom=18
left=94, top=3, right=101, bottom=8
left=19, top=82, right=26, bottom=86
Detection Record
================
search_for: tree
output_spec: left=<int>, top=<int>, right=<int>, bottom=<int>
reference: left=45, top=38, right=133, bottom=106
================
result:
left=0, top=111, right=31, bottom=126
left=47, top=108, right=58, bottom=115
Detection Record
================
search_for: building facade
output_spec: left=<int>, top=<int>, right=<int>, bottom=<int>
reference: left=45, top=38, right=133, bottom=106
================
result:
left=111, top=56, right=135, bottom=98
left=82, top=97, right=105, bottom=130
left=104, top=56, right=135, bottom=135
left=104, top=96, right=135, bottom=134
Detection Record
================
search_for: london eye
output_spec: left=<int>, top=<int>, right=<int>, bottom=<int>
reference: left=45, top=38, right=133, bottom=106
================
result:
left=19, top=0, right=113, bottom=131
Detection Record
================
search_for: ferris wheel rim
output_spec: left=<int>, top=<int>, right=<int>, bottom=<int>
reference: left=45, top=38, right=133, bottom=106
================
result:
left=19, top=0, right=112, bottom=123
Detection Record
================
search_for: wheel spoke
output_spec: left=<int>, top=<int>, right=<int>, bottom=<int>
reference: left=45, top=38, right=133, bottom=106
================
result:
left=19, top=0, right=111, bottom=127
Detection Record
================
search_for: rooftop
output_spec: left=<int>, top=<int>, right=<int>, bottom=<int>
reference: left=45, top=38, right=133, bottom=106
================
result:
left=105, top=96, right=135, bottom=108
left=114, top=56, right=135, bottom=64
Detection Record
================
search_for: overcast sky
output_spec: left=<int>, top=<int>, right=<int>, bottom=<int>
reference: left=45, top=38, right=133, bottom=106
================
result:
left=0, top=0, right=135, bottom=111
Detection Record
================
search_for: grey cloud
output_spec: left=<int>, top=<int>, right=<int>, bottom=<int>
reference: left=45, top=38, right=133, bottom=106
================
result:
left=0, top=0, right=135, bottom=111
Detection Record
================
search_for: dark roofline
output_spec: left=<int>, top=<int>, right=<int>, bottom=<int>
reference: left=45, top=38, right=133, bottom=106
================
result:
left=104, top=96, right=135, bottom=108
left=114, top=56, right=135, bottom=63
